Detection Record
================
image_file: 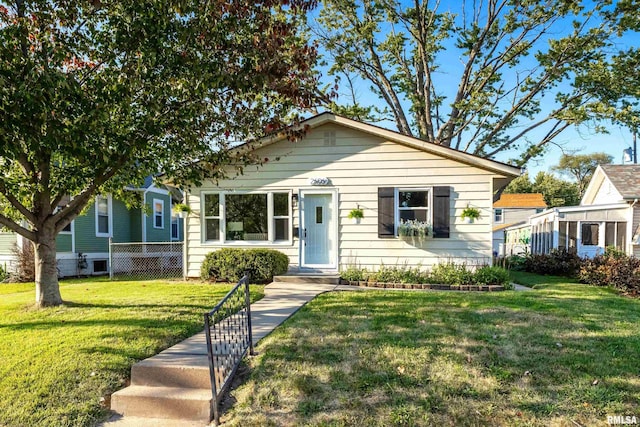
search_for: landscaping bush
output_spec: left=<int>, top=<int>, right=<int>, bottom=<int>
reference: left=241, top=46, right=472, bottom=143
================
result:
left=0, top=264, right=6, bottom=282
left=10, top=243, right=34, bottom=282
left=200, top=248, right=289, bottom=283
left=522, top=249, right=582, bottom=277
left=340, top=265, right=368, bottom=281
left=430, top=262, right=475, bottom=285
left=579, top=253, right=640, bottom=294
left=494, top=254, right=527, bottom=271
left=474, top=266, right=511, bottom=288
left=373, top=264, right=427, bottom=284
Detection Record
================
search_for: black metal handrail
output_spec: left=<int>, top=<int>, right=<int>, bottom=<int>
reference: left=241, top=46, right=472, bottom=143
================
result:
left=204, top=274, right=254, bottom=426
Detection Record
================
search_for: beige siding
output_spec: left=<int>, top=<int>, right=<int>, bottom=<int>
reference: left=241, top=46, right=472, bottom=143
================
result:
left=185, top=123, right=501, bottom=277
left=633, top=205, right=640, bottom=257
left=500, top=208, right=539, bottom=224
left=591, top=176, right=624, bottom=205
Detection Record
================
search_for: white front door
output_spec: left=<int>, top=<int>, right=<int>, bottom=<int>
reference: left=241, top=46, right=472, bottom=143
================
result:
left=301, top=193, right=336, bottom=268
left=578, top=222, right=604, bottom=258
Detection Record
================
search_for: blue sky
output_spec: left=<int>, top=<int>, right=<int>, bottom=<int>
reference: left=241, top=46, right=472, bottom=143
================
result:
left=309, top=0, right=639, bottom=179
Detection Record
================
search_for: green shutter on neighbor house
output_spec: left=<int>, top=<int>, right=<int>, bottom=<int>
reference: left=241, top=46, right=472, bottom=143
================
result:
left=378, top=187, right=395, bottom=238
left=433, top=186, right=450, bottom=238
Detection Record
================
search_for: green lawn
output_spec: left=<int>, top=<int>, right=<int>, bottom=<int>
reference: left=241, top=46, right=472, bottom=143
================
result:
left=223, top=273, right=640, bottom=426
left=0, top=277, right=264, bottom=427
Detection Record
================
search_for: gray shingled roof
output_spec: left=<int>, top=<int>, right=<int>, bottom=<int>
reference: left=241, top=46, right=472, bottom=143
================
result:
left=600, top=164, right=640, bottom=199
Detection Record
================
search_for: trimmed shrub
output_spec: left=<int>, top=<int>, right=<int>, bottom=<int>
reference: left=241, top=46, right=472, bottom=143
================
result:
left=579, top=253, right=640, bottom=293
left=474, top=266, right=511, bottom=288
left=0, top=263, right=7, bottom=282
left=522, top=249, right=582, bottom=277
left=200, top=248, right=289, bottom=283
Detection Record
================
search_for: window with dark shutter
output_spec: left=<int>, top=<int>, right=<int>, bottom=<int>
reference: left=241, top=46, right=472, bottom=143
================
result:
left=378, top=187, right=395, bottom=238
left=432, top=186, right=450, bottom=238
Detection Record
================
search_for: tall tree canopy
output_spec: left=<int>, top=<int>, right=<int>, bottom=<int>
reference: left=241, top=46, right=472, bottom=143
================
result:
left=0, top=0, right=323, bottom=306
left=314, top=0, right=640, bottom=164
left=551, top=152, right=613, bottom=196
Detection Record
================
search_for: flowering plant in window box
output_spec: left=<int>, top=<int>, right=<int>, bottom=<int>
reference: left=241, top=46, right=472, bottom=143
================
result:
left=398, top=219, right=432, bottom=240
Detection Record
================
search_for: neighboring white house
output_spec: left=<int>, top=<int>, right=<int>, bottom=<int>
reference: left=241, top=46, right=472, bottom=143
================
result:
left=492, top=193, right=547, bottom=256
left=527, top=164, right=640, bottom=258
left=181, top=113, right=520, bottom=277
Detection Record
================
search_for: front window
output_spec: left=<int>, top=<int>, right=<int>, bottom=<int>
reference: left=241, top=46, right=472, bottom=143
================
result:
left=226, top=194, right=268, bottom=241
left=96, top=196, right=110, bottom=237
left=581, top=223, right=599, bottom=246
left=153, top=199, right=164, bottom=229
left=494, top=208, right=504, bottom=223
left=273, top=193, right=290, bottom=241
left=171, top=216, right=179, bottom=240
left=203, top=192, right=291, bottom=243
left=397, top=189, right=430, bottom=222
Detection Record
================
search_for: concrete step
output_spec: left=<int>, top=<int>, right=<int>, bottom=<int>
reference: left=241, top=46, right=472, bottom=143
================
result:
left=131, top=355, right=214, bottom=389
left=273, top=274, right=340, bottom=285
left=100, top=415, right=207, bottom=427
left=110, top=386, right=212, bottom=422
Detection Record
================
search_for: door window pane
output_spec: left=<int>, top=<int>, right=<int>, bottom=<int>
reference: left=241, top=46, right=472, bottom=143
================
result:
left=316, top=206, right=323, bottom=224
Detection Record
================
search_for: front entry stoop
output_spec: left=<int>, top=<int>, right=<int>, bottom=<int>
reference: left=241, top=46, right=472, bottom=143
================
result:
left=273, top=274, right=340, bottom=285
left=109, top=341, right=214, bottom=425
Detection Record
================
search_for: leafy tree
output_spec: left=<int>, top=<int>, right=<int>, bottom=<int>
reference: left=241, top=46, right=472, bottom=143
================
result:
left=314, top=0, right=640, bottom=164
left=504, top=172, right=580, bottom=207
left=551, top=152, right=613, bottom=196
left=0, top=0, right=322, bottom=306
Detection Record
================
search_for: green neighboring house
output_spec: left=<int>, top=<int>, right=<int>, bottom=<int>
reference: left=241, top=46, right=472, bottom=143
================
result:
left=0, top=177, right=183, bottom=277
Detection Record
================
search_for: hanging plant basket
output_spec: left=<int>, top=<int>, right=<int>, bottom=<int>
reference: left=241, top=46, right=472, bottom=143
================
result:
left=347, top=208, right=364, bottom=224
left=461, top=206, right=481, bottom=224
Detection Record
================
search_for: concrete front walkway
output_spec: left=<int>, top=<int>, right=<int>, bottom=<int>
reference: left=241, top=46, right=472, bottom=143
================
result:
left=103, top=281, right=338, bottom=427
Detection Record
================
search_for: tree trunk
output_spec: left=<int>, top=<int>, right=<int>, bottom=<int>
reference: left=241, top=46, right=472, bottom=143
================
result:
left=34, top=228, right=62, bottom=307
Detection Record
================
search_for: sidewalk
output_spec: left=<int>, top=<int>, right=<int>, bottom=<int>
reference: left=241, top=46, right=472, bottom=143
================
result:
left=103, top=281, right=338, bottom=427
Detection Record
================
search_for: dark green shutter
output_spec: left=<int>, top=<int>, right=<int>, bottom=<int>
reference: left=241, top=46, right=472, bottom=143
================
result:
left=433, top=186, right=450, bottom=238
left=378, top=187, right=395, bottom=238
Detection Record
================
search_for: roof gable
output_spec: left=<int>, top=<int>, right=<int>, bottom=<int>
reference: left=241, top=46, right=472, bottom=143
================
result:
left=241, top=112, right=521, bottom=178
left=600, top=164, right=640, bottom=199
left=493, top=193, right=547, bottom=208
left=581, top=164, right=637, bottom=205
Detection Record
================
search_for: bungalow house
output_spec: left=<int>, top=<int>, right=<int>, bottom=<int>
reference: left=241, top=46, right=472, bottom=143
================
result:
left=181, top=113, right=521, bottom=277
left=492, top=193, right=547, bottom=256
left=527, top=164, right=640, bottom=258
left=0, top=177, right=183, bottom=277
